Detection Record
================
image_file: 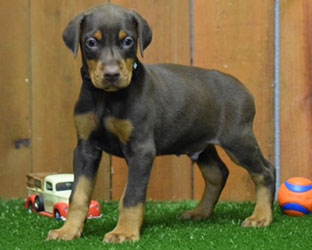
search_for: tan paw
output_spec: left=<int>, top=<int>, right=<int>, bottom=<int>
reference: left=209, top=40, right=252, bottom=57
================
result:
left=182, top=209, right=211, bottom=221
left=242, top=214, right=273, bottom=228
left=103, top=230, right=140, bottom=244
left=46, top=227, right=82, bottom=241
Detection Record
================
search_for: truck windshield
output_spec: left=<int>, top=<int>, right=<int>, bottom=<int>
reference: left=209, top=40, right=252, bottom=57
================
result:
left=56, top=182, right=73, bottom=191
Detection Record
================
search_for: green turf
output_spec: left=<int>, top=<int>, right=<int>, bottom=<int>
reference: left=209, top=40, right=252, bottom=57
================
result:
left=0, top=199, right=311, bottom=250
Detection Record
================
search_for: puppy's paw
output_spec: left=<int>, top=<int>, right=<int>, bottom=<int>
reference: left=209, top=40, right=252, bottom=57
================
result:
left=103, top=230, right=140, bottom=244
left=182, top=209, right=211, bottom=221
left=46, top=227, right=82, bottom=241
left=242, top=214, right=272, bottom=228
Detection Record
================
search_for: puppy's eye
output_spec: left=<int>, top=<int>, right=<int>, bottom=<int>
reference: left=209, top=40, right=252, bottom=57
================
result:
left=123, top=36, right=134, bottom=48
left=85, top=37, right=98, bottom=50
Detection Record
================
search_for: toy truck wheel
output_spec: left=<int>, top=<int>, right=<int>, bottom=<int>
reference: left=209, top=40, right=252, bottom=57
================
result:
left=54, top=210, right=61, bottom=220
left=27, top=202, right=33, bottom=214
left=34, top=196, right=44, bottom=212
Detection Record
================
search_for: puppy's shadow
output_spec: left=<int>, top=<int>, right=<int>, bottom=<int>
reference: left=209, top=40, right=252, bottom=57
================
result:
left=143, top=202, right=253, bottom=229
left=84, top=201, right=256, bottom=239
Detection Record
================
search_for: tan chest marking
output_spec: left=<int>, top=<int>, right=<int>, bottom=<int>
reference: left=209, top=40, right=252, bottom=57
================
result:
left=74, top=113, right=99, bottom=140
left=105, top=117, right=134, bottom=144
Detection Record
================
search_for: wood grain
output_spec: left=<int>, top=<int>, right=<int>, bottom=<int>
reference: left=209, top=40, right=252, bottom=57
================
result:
left=0, top=0, right=32, bottom=198
left=193, top=0, right=275, bottom=201
left=280, top=0, right=312, bottom=181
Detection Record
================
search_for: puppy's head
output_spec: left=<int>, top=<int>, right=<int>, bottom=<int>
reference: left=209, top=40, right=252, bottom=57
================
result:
left=63, top=4, right=152, bottom=91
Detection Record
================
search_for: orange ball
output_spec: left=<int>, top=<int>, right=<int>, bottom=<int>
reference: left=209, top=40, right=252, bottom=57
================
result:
left=278, top=177, right=312, bottom=216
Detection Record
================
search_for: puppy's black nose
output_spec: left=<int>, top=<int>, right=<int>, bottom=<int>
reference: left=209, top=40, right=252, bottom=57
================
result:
left=104, top=65, right=121, bottom=82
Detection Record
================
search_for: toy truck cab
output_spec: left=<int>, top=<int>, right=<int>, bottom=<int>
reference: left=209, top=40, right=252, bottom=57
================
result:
left=42, top=174, right=73, bottom=214
left=25, top=173, right=101, bottom=220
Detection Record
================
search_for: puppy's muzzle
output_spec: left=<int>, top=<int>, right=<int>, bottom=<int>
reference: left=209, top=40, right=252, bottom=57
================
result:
left=88, top=59, right=134, bottom=91
left=104, top=65, right=121, bottom=83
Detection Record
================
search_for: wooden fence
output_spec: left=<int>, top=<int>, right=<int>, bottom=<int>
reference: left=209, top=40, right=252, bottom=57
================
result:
left=0, top=0, right=311, bottom=202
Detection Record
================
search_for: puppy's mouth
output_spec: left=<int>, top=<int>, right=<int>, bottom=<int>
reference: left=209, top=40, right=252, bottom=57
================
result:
left=87, top=59, right=135, bottom=92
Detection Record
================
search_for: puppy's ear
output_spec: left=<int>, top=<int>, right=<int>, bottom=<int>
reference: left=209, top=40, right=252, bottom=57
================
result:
left=131, top=11, right=152, bottom=58
left=63, top=13, right=85, bottom=57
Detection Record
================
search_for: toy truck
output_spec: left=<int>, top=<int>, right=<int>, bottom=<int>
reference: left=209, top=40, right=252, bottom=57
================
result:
left=25, top=173, right=102, bottom=220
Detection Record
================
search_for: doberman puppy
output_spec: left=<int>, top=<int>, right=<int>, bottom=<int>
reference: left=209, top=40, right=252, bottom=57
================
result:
left=47, top=4, right=275, bottom=244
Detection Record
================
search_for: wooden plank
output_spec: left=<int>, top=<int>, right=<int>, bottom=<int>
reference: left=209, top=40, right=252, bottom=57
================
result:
left=148, top=156, right=192, bottom=201
left=280, top=1, right=312, bottom=182
left=30, top=0, right=111, bottom=199
left=111, top=0, right=192, bottom=200
left=111, top=156, right=193, bottom=201
left=111, top=157, right=128, bottom=200
left=0, top=0, right=32, bottom=198
left=193, top=0, right=275, bottom=201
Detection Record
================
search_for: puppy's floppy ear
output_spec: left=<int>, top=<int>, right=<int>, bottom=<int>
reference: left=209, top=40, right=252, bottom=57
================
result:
left=63, top=13, right=85, bottom=57
left=131, top=10, right=152, bottom=58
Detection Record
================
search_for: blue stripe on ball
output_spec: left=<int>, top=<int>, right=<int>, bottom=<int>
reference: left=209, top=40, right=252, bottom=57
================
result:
left=282, top=203, right=310, bottom=215
left=285, top=181, right=312, bottom=193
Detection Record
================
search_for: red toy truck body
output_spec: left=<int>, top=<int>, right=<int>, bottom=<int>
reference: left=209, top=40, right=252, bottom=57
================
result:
left=25, top=173, right=101, bottom=220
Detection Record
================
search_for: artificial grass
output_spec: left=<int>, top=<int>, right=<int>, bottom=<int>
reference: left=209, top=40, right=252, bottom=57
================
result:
left=0, top=200, right=311, bottom=250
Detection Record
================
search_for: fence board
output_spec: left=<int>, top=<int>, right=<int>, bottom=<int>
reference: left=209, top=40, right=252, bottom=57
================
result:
left=111, top=0, right=192, bottom=200
left=280, top=0, right=312, bottom=181
left=30, top=0, right=111, bottom=199
left=193, top=0, right=275, bottom=201
left=0, top=0, right=32, bottom=198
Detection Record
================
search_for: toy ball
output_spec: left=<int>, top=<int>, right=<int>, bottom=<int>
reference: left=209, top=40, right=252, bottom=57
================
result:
left=278, top=177, right=312, bottom=216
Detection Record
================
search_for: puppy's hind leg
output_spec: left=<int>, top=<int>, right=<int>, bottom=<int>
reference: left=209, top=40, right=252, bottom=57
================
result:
left=222, top=128, right=276, bottom=227
left=183, top=145, right=229, bottom=220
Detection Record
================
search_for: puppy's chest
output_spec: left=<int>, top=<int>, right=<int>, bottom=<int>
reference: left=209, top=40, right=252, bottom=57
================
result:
left=75, top=94, right=134, bottom=132
left=103, top=116, right=134, bottom=144
left=90, top=95, right=133, bottom=141
left=100, top=102, right=138, bottom=146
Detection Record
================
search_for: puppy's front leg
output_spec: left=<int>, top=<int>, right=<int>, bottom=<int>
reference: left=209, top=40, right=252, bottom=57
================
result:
left=47, top=141, right=101, bottom=240
left=104, top=143, right=155, bottom=244
left=47, top=113, right=102, bottom=241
